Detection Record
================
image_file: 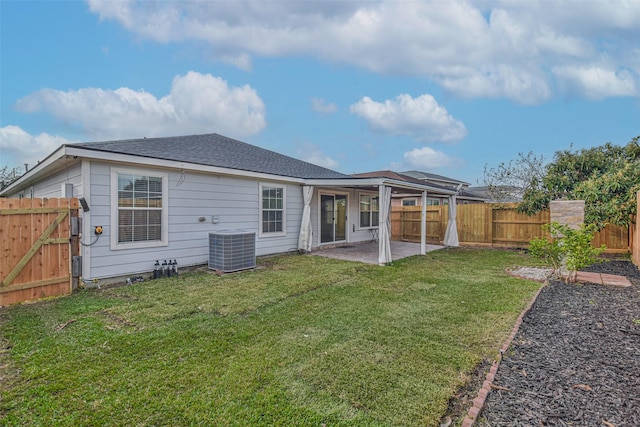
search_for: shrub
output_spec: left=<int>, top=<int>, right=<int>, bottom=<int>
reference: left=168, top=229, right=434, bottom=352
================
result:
left=529, top=222, right=606, bottom=282
left=529, top=232, right=563, bottom=276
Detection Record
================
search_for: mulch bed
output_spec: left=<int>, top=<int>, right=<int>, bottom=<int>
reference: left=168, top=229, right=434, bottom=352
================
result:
left=477, top=260, right=640, bottom=426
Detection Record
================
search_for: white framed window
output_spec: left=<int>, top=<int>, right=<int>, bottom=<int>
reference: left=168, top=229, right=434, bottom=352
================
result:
left=110, top=168, right=168, bottom=250
left=359, top=193, right=379, bottom=228
left=260, top=183, right=286, bottom=237
left=402, top=198, right=417, bottom=207
left=426, top=198, right=441, bottom=206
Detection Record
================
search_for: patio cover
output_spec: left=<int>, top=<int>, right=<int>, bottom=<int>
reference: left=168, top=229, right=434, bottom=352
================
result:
left=305, top=175, right=456, bottom=263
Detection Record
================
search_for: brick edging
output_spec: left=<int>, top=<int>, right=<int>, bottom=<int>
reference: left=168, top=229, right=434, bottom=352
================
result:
left=460, top=278, right=547, bottom=427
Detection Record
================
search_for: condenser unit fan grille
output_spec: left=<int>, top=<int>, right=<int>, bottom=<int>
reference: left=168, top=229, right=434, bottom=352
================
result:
left=208, top=231, right=256, bottom=272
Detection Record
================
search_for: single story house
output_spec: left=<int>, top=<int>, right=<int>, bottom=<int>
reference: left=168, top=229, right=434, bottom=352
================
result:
left=1, top=133, right=457, bottom=282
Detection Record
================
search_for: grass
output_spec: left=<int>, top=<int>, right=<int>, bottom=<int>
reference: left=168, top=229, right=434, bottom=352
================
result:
left=0, top=248, right=542, bottom=426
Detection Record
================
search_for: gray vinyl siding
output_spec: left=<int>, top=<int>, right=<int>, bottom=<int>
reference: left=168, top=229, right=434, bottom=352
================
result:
left=5, top=163, right=82, bottom=199
left=84, top=162, right=303, bottom=280
left=34, top=164, right=83, bottom=198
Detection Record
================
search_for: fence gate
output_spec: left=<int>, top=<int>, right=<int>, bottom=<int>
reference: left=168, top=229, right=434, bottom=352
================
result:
left=0, top=198, right=80, bottom=307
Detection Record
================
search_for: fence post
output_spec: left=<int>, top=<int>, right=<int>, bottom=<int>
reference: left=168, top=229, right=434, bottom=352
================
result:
left=490, top=204, right=495, bottom=246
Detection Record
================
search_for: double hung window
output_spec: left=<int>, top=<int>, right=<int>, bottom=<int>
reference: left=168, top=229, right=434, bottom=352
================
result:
left=359, top=194, right=379, bottom=228
left=260, top=184, right=285, bottom=235
left=111, top=168, right=168, bottom=249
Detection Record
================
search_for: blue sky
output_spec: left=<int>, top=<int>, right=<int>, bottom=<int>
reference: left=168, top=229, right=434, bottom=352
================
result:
left=1, top=1, right=639, bottom=185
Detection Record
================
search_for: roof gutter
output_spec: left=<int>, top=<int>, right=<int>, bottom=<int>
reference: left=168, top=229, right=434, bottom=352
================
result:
left=304, top=177, right=456, bottom=194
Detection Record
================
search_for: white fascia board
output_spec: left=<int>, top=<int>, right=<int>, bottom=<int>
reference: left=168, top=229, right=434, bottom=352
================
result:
left=382, top=178, right=456, bottom=194
left=305, top=177, right=456, bottom=195
left=430, top=177, right=470, bottom=187
left=305, top=177, right=385, bottom=187
left=64, top=147, right=307, bottom=184
left=0, top=145, right=68, bottom=195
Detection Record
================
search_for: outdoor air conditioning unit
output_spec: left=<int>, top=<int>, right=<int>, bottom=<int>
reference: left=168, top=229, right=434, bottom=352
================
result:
left=208, top=231, right=256, bottom=272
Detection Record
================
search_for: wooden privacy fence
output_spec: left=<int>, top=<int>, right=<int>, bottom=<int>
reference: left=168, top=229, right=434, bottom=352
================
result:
left=0, top=198, right=80, bottom=306
left=392, top=203, right=629, bottom=253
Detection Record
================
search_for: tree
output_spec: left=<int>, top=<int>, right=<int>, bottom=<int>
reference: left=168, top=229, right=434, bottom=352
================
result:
left=0, top=165, right=24, bottom=191
left=482, top=151, right=547, bottom=202
left=485, top=136, right=640, bottom=230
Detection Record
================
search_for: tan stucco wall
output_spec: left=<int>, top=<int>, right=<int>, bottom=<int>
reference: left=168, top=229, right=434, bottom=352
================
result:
left=550, top=200, right=585, bottom=229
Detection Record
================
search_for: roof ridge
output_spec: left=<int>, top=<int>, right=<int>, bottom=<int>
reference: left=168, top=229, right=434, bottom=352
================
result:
left=70, top=133, right=350, bottom=180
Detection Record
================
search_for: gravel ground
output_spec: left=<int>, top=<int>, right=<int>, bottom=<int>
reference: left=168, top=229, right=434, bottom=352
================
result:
left=477, top=260, right=640, bottom=426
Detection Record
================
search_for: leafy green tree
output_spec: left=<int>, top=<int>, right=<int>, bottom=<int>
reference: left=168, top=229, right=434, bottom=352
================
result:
left=482, top=151, right=547, bottom=202
left=489, top=136, right=640, bottom=230
left=573, top=161, right=640, bottom=229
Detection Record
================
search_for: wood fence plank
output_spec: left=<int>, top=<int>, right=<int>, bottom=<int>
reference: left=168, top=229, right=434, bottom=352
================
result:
left=31, top=198, right=45, bottom=286
left=0, top=207, right=74, bottom=214
left=1, top=198, right=76, bottom=306
left=1, top=209, right=68, bottom=288
left=0, top=199, right=9, bottom=280
left=0, top=281, right=68, bottom=306
left=46, top=199, right=57, bottom=284
left=12, top=199, right=31, bottom=284
left=0, top=276, right=71, bottom=294
left=58, top=199, right=71, bottom=291
left=392, top=203, right=628, bottom=252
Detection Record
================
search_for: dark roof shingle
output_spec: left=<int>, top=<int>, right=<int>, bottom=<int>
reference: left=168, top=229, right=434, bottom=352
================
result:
left=352, top=170, right=452, bottom=191
left=401, top=170, right=469, bottom=186
left=72, top=133, right=349, bottom=179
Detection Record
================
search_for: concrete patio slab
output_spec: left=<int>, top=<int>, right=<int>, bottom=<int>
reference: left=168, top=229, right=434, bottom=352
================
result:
left=312, top=241, right=445, bottom=265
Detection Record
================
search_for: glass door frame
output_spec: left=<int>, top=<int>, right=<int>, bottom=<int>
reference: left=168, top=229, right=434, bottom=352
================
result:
left=319, top=192, right=349, bottom=244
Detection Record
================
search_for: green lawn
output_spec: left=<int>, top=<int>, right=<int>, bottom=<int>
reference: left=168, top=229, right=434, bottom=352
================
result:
left=0, top=248, right=542, bottom=426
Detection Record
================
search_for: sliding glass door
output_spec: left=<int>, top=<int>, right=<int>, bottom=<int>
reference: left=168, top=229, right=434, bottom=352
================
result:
left=320, top=194, right=347, bottom=243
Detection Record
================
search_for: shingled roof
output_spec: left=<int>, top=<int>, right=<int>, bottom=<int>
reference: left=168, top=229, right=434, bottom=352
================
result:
left=72, top=133, right=349, bottom=180
left=351, top=170, right=454, bottom=193
left=401, top=170, right=470, bottom=186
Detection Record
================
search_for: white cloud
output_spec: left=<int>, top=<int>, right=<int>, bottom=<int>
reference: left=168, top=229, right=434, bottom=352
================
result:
left=296, top=142, right=339, bottom=169
left=437, top=66, right=553, bottom=105
left=350, top=94, right=467, bottom=143
left=86, top=0, right=640, bottom=103
left=311, top=98, right=338, bottom=114
left=14, top=71, right=266, bottom=140
left=402, top=147, right=465, bottom=170
left=0, top=126, right=76, bottom=169
left=553, top=66, right=639, bottom=99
